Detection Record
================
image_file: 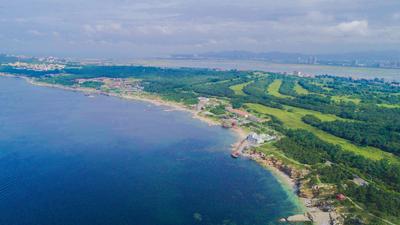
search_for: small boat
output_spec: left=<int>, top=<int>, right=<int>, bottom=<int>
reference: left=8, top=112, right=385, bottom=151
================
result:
left=231, top=151, right=240, bottom=158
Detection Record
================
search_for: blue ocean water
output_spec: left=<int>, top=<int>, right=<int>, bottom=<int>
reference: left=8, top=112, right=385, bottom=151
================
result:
left=0, top=76, right=300, bottom=225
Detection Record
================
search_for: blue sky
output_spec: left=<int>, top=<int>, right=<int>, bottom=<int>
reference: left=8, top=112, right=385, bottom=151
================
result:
left=1, top=0, right=400, bottom=58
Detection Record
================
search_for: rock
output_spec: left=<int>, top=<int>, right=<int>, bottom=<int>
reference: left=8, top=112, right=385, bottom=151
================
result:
left=286, top=214, right=311, bottom=222
left=278, top=218, right=287, bottom=222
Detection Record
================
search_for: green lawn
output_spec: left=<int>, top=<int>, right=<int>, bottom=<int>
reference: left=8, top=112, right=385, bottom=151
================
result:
left=332, top=95, right=361, bottom=104
left=246, top=103, right=397, bottom=162
left=312, top=82, right=333, bottom=91
left=267, top=79, right=293, bottom=98
left=229, top=81, right=252, bottom=96
left=378, top=103, right=400, bottom=108
left=293, top=82, right=309, bottom=95
left=256, top=143, right=309, bottom=170
left=284, top=105, right=346, bottom=121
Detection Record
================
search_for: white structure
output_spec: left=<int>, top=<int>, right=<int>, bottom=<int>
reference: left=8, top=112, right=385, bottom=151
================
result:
left=8, top=62, right=65, bottom=71
left=196, top=97, right=209, bottom=111
left=246, top=133, right=276, bottom=145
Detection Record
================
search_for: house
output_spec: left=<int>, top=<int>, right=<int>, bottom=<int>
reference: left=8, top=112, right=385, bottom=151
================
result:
left=222, top=119, right=237, bottom=128
left=196, top=97, right=209, bottom=111
left=336, top=194, right=346, bottom=201
left=225, top=106, right=249, bottom=118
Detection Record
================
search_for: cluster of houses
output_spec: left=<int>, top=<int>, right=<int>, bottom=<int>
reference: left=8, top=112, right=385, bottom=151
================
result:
left=196, top=97, right=210, bottom=111
left=225, top=106, right=265, bottom=123
left=221, top=107, right=266, bottom=129
left=8, top=62, right=65, bottom=71
left=193, top=97, right=278, bottom=146
left=75, top=77, right=144, bottom=93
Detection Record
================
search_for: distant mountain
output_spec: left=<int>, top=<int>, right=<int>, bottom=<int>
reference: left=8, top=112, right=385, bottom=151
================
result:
left=171, top=50, right=400, bottom=62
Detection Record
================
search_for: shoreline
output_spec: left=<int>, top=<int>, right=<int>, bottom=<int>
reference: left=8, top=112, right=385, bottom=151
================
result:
left=242, top=150, right=305, bottom=206
left=1, top=73, right=246, bottom=145
left=243, top=149, right=341, bottom=225
left=1, top=73, right=313, bottom=223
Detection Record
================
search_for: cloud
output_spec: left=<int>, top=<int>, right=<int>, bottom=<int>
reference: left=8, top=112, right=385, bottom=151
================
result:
left=83, top=22, right=123, bottom=34
left=328, top=20, right=369, bottom=36
left=0, top=0, right=399, bottom=57
left=27, top=29, right=44, bottom=36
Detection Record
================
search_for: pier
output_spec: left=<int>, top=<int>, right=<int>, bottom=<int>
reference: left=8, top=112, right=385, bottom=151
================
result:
left=231, top=139, right=250, bottom=158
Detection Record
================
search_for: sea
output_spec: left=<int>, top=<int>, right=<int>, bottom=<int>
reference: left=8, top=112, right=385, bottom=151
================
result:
left=133, top=59, right=400, bottom=82
left=0, top=76, right=301, bottom=225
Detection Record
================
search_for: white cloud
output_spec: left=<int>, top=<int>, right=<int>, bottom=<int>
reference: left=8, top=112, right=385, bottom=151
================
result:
left=83, top=22, right=123, bottom=34
left=27, top=29, right=44, bottom=36
left=393, top=13, right=400, bottom=20
left=328, top=20, right=369, bottom=36
left=1, top=0, right=400, bottom=57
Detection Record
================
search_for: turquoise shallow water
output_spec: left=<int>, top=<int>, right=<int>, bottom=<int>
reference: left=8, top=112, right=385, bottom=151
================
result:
left=0, top=76, right=300, bottom=225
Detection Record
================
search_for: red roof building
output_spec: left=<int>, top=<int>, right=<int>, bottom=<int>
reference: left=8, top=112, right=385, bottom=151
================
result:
left=336, top=193, right=346, bottom=201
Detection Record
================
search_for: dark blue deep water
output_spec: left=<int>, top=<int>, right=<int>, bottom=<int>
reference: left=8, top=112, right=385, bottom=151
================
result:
left=0, top=76, right=300, bottom=225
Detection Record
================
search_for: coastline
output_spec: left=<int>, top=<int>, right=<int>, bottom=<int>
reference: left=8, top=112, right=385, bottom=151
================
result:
left=0, top=73, right=247, bottom=146
left=243, top=149, right=341, bottom=225
left=1, top=73, right=312, bottom=223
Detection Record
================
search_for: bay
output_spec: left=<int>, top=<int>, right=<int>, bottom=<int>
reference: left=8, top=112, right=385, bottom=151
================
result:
left=0, top=76, right=300, bottom=225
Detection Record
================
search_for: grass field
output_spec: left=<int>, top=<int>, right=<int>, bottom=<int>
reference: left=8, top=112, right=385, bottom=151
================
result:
left=293, top=82, right=309, bottom=95
left=332, top=95, right=361, bottom=104
left=378, top=103, right=400, bottom=108
left=229, top=81, right=252, bottom=96
left=284, top=105, right=346, bottom=121
left=312, top=82, right=333, bottom=91
left=267, top=79, right=293, bottom=98
left=246, top=103, right=397, bottom=162
left=256, top=143, right=309, bottom=170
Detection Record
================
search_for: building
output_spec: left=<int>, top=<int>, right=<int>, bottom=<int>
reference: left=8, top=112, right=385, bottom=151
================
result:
left=196, top=97, right=209, bottom=111
left=222, top=119, right=237, bottom=128
left=248, top=115, right=264, bottom=123
left=293, top=71, right=302, bottom=76
left=246, top=133, right=276, bottom=145
left=225, top=106, right=249, bottom=118
left=336, top=194, right=346, bottom=201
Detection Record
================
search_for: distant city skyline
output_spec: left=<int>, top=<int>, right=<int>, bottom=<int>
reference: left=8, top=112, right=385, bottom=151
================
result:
left=1, top=0, right=400, bottom=58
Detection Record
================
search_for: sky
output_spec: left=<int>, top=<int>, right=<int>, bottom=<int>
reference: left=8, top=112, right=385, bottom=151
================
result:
left=1, top=0, right=400, bottom=58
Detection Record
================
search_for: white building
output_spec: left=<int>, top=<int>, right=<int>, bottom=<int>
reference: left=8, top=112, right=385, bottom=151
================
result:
left=196, top=97, right=209, bottom=111
left=247, top=132, right=276, bottom=145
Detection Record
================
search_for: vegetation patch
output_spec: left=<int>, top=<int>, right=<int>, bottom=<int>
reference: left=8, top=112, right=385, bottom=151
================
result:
left=246, top=103, right=397, bottom=162
left=293, top=82, right=310, bottom=95
left=332, top=95, right=361, bottom=104
left=377, top=103, right=400, bottom=108
left=229, top=81, right=252, bottom=96
left=267, top=79, right=294, bottom=99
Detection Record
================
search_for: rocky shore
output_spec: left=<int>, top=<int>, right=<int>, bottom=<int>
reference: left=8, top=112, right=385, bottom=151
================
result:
left=243, top=149, right=344, bottom=225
